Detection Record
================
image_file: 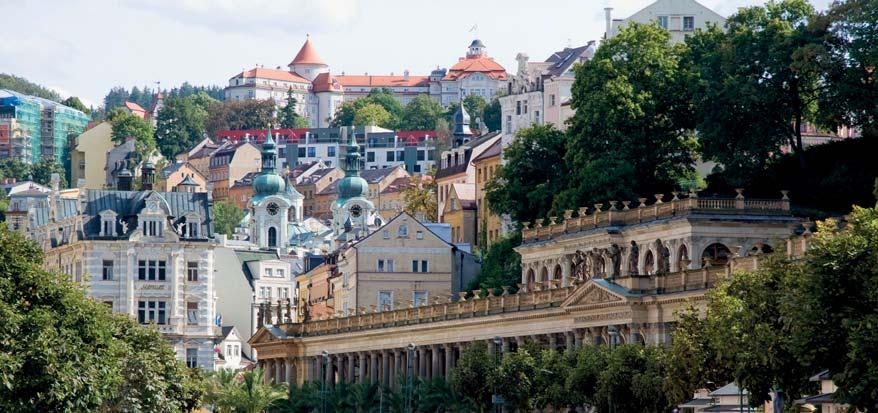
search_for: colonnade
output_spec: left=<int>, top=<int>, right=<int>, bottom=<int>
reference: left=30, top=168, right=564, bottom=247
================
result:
left=257, top=323, right=671, bottom=386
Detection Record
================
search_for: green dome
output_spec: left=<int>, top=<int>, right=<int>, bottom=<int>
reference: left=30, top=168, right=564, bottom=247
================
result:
left=337, top=176, right=368, bottom=200
left=253, top=173, right=286, bottom=195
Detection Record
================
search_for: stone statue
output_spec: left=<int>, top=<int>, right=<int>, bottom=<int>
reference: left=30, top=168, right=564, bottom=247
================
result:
left=628, top=241, right=640, bottom=275
left=655, top=239, right=670, bottom=275
left=119, top=219, right=128, bottom=234
left=257, top=302, right=265, bottom=328
left=608, top=243, right=622, bottom=278
left=284, top=298, right=293, bottom=323
left=591, top=248, right=604, bottom=277
left=572, top=250, right=587, bottom=279
left=276, top=300, right=283, bottom=324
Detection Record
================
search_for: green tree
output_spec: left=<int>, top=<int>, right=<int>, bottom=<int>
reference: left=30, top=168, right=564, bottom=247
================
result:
left=400, top=94, right=445, bottom=130
left=566, top=345, right=608, bottom=410
left=30, top=158, right=67, bottom=188
left=482, top=98, right=501, bottom=132
left=665, top=307, right=734, bottom=406
left=0, top=224, right=203, bottom=412
left=467, top=230, right=522, bottom=292
left=533, top=349, right=573, bottom=412
left=213, top=201, right=244, bottom=236
left=402, top=167, right=437, bottom=221
left=597, top=344, right=669, bottom=413
left=277, top=89, right=309, bottom=129
left=558, top=22, right=695, bottom=212
left=463, top=94, right=487, bottom=130
left=0, top=73, right=61, bottom=101
left=330, top=101, right=359, bottom=127
left=365, top=88, right=404, bottom=129
left=353, top=103, right=392, bottom=127
left=687, top=0, right=828, bottom=184
left=108, top=107, right=157, bottom=157
left=496, top=349, right=537, bottom=411
left=450, top=341, right=496, bottom=412
left=0, top=158, right=31, bottom=181
left=485, top=124, right=567, bottom=223
left=156, top=93, right=211, bottom=158
left=222, top=367, right=285, bottom=413
left=104, top=86, right=131, bottom=111
left=61, top=96, right=91, bottom=114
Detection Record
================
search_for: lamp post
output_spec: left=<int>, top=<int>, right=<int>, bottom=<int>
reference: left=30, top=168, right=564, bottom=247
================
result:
left=607, top=326, right=619, bottom=413
left=321, top=350, right=329, bottom=413
left=492, top=336, right=504, bottom=413
left=406, top=343, right=416, bottom=413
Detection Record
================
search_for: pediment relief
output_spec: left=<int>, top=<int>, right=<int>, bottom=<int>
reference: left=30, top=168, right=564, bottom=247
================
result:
left=563, top=281, right=627, bottom=308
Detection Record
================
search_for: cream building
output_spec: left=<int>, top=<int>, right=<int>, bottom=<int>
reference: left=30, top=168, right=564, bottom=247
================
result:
left=70, top=122, right=115, bottom=189
left=248, top=190, right=806, bottom=387
left=605, top=0, right=726, bottom=44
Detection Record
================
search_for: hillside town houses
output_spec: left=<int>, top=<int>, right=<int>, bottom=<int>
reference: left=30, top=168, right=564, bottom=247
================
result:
left=3, top=2, right=869, bottom=411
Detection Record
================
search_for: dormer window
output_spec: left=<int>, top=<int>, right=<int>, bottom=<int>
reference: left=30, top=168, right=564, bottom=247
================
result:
left=99, top=210, right=118, bottom=237
left=142, top=219, right=163, bottom=237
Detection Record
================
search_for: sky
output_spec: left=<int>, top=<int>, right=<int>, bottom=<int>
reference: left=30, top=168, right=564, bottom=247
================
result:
left=0, top=0, right=831, bottom=107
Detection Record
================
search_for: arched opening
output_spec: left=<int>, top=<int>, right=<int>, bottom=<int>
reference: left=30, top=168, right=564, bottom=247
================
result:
left=553, top=265, right=562, bottom=281
left=749, top=243, right=774, bottom=255
left=678, top=244, right=689, bottom=261
left=526, top=268, right=535, bottom=285
left=268, top=227, right=277, bottom=248
left=539, top=267, right=549, bottom=283
left=702, top=243, right=731, bottom=266
left=644, top=250, right=655, bottom=275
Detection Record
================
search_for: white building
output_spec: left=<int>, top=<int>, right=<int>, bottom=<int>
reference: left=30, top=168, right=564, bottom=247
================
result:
left=605, top=0, right=726, bottom=44
left=20, top=170, right=220, bottom=370
left=224, top=36, right=508, bottom=125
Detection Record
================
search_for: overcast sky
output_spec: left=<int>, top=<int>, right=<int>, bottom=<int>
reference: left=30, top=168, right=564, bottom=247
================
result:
left=0, top=0, right=831, bottom=107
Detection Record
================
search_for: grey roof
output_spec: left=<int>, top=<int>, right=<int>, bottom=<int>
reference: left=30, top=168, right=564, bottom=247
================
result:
left=810, top=369, right=831, bottom=382
left=470, top=39, right=486, bottom=48
left=160, top=161, right=187, bottom=179
left=82, top=190, right=213, bottom=239
left=711, top=382, right=746, bottom=396
left=543, top=43, right=593, bottom=77
left=32, top=197, right=79, bottom=227
left=452, top=103, right=472, bottom=137
left=234, top=249, right=280, bottom=287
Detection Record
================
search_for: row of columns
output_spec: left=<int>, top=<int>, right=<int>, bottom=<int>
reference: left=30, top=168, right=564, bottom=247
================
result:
left=258, top=323, right=670, bottom=386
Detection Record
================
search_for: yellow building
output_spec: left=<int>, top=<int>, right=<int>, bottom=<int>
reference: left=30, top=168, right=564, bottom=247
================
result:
left=157, top=161, right=208, bottom=192
left=442, top=183, right=476, bottom=245
left=209, top=142, right=261, bottom=201
left=70, top=122, right=114, bottom=189
left=471, top=138, right=503, bottom=247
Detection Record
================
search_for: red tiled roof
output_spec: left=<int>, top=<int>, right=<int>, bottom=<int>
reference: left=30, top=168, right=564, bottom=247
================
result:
left=312, top=72, right=343, bottom=93
left=216, top=128, right=310, bottom=143
left=335, top=75, right=430, bottom=88
left=289, top=37, right=326, bottom=66
left=124, top=101, right=146, bottom=113
left=444, top=57, right=508, bottom=81
left=232, top=67, right=310, bottom=84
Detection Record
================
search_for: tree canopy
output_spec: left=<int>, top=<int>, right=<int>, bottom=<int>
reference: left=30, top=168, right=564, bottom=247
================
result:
left=0, top=73, right=60, bottom=101
left=214, top=201, right=244, bottom=236
left=353, top=103, right=392, bottom=127
left=61, top=96, right=90, bottom=114
left=400, top=95, right=446, bottom=130
left=277, top=89, right=310, bottom=129
left=155, top=92, right=213, bottom=158
left=108, top=107, right=157, bottom=158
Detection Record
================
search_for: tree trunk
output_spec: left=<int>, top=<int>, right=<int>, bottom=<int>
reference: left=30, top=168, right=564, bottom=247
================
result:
left=793, top=113, right=806, bottom=171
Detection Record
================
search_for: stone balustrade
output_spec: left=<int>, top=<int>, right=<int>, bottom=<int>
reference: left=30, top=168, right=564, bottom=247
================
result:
left=521, top=190, right=791, bottom=244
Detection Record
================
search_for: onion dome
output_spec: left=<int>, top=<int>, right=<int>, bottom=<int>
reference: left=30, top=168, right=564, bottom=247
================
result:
left=336, top=127, right=368, bottom=202
left=252, top=127, right=286, bottom=196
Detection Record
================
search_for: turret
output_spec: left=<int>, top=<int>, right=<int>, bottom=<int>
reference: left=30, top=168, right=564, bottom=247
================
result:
left=141, top=161, right=155, bottom=190
left=117, top=162, right=133, bottom=191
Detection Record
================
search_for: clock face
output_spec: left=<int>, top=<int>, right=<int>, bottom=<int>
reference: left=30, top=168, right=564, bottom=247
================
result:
left=350, top=204, right=363, bottom=218
left=267, top=202, right=279, bottom=216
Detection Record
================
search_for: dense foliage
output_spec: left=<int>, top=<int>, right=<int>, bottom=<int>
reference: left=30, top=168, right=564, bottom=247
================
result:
left=103, top=83, right=223, bottom=112
left=466, top=230, right=522, bottom=293
left=0, top=158, right=67, bottom=189
left=214, top=201, right=245, bottom=236
left=0, top=224, right=204, bottom=412
left=155, top=92, right=213, bottom=158
left=108, top=107, right=157, bottom=159
left=402, top=168, right=438, bottom=221
left=0, top=73, right=61, bottom=101
left=205, top=99, right=277, bottom=138
left=277, top=89, right=309, bottom=129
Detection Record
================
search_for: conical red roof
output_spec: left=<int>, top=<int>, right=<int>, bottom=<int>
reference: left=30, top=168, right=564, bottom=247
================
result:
left=289, top=36, right=326, bottom=66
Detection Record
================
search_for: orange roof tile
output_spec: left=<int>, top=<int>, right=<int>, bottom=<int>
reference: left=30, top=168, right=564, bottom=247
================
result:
left=444, top=57, right=508, bottom=81
left=312, top=72, right=343, bottom=93
left=124, top=101, right=146, bottom=113
left=289, top=36, right=326, bottom=66
left=335, top=75, right=430, bottom=88
left=232, top=67, right=310, bottom=84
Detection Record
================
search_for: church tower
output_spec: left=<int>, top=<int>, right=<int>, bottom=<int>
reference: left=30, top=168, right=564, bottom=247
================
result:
left=331, top=128, right=377, bottom=241
left=250, top=127, right=303, bottom=250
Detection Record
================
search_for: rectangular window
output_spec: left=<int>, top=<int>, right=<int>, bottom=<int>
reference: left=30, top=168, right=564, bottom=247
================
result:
left=397, top=150, right=404, bottom=160
left=658, top=15, right=669, bottom=29
left=412, top=260, right=419, bottom=272
left=683, top=16, right=695, bottom=30
left=416, top=230, right=424, bottom=240
left=421, top=260, right=428, bottom=272
left=416, top=150, right=425, bottom=161
left=307, top=147, right=316, bottom=157
left=327, top=146, right=336, bottom=157
left=378, top=291, right=393, bottom=311
left=550, top=94, right=556, bottom=106
left=139, top=260, right=166, bottom=281
left=138, top=300, right=167, bottom=324
left=266, top=268, right=273, bottom=277
left=158, top=260, right=166, bottom=281
left=277, top=269, right=285, bottom=278
left=186, top=348, right=198, bottom=368
left=187, top=261, right=198, bottom=282
left=378, top=259, right=385, bottom=272
left=516, top=101, right=521, bottom=115
left=383, top=229, right=390, bottom=239
left=414, top=164, right=421, bottom=173
left=104, top=301, right=113, bottom=309
left=387, top=150, right=395, bottom=162
left=298, top=147, right=306, bottom=157
left=367, top=151, right=375, bottom=162
left=413, top=291, right=428, bottom=307
left=102, top=260, right=113, bottom=280
left=187, top=302, right=198, bottom=325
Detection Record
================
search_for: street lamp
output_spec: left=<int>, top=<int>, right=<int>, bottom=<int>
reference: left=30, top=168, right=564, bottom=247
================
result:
left=492, top=336, right=504, bottom=413
left=321, top=350, right=329, bottom=413
left=406, top=343, right=416, bottom=413
left=607, top=326, right=619, bottom=413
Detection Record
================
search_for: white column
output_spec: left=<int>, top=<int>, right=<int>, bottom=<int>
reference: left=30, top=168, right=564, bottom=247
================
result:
left=126, top=248, right=136, bottom=316
left=561, top=256, right=571, bottom=287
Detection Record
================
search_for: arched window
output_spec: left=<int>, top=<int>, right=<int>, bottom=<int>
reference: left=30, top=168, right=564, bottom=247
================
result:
left=644, top=251, right=655, bottom=275
left=268, top=227, right=277, bottom=248
left=702, top=243, right=731, bottom=266
left=526, top=268, right=535, bottom=285
left=540, top=267, right=549, bottom=283
left=553, top=265, right=563, bottom=281
left=678, top=244, right=689, bottom=262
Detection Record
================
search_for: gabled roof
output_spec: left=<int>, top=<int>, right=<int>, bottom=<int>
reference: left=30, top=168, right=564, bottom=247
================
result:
left=449, top=183, right=476, bottom=210
left=312, top=72, right=343, bottom=93
left=349, top=211, right=454, bottom=250
left=232, top=67, right=311, bottom=84
left=710, top=382, right=746, bottom=396
left=289, top=36, right=326, bottom=66
left=124, top=101, right=146, bottom=113
left=380, top=176, right=415, bottom=194
left=471, top=137, right=501, bottom=163
left=543, top=43, right=595, bottom=77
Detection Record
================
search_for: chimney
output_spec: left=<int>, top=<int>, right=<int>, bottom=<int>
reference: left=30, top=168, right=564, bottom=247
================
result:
left=117, top=162, right=133, bottom=191
left=141, top=161, right=156, bottom=190
left=604, top=7, right=614, bottom=39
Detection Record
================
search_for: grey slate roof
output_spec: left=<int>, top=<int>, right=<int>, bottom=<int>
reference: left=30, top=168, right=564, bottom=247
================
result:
left=83, top=190, right=214, bottom=239
left=31, top=197, right=79, bottom=228
left=543, top=44, right=592, bottom=77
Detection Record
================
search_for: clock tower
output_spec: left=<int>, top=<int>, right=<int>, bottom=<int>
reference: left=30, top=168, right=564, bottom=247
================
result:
left=331, top=127, right=378, bottom=242
left=249, top=127, right=304, bottom=250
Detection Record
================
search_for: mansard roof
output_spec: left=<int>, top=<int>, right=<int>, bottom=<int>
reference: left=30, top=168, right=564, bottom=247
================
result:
left=82, top=190, right=213, bottom=239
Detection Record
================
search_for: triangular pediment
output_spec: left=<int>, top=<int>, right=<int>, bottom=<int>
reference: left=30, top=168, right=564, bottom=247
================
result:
left=562, top=280, right=628, bottom=308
